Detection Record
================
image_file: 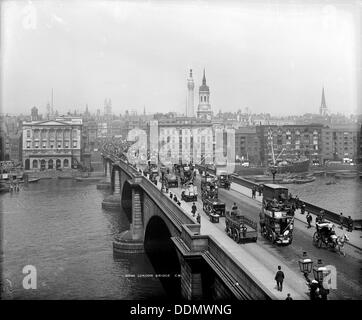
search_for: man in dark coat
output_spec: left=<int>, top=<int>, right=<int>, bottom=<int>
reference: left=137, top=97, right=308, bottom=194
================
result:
left=275, top=265, right=285, bottom=291
left=285, top=293, right=293, bottom=300
left=191, top=202, right=197, bottom=217
left=347, top=216, right=353, bottom=232
left=306, top=212, right=312, bottom=228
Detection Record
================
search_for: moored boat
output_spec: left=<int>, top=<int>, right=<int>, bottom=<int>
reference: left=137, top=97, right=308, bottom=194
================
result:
left=294, top=176, right=316, bottom=184
left=335, top=172, right=357, bottom=179
left=75, top=177, right=103, bottom=182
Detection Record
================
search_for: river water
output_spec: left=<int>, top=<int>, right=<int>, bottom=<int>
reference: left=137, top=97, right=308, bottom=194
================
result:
left=287, top=176, right=362, bottom=220
left=0, top=179, right=170, bottom=299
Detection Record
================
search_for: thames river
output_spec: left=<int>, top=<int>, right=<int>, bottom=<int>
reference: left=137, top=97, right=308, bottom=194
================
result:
left=287, top=175, right=361, bottom=220
left=1, top=179, right=174, bottom=299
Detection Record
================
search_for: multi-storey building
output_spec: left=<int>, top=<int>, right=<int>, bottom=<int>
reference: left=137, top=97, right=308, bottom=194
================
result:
left=153, top=117, right=214, bottom=165
left=321, top=125, right=358, bottom=163
left=357, top=123, right=362, bottom=164
left=0, top=115, right=22, bottom=162
left=22, top=117, right=82, bottom=171
left=234, top=127, right=261, bottom=165
left=256, top=124, right=324, bottom=165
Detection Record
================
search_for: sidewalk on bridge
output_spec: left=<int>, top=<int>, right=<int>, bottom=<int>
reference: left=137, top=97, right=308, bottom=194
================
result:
left=230, top=183, right=362, bottom=251
left=153, top=177, right=309, bottom=300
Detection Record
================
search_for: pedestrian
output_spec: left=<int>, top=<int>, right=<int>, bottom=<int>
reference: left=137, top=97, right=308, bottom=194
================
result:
left=274, top=266, right=284, bottom=292
left=295, top=196, right=300, bottom=209
left=251, top=187, right=256, bottom=199
left=319, top=210, right=325, bottom=223
left=309, top=280, right=319, bottom=300
left=170, top=192, right=173, bottom=199
left=339, top=212, right=344, bottom=230
left=177, top=201, right=181, bottom=206
left=347, top=216, right=353, bottom=232
left=258, top=185, right=262, bottom=196
left=319, top=286, right=329, bottom=300
left=173, top=195, right=178, bottom=202
left=285, top=293, right=293, bottom=300
left=301, top=203, right=306, bottom=215
left=306, top=212, right=312, bottom=228
left=191, top=202, right=197, bottom=217
left=196, top=213, right=201, bottom=224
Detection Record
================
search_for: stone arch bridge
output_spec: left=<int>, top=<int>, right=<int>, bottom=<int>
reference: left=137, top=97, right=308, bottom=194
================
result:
left=98, top=154, right=272, bottom=300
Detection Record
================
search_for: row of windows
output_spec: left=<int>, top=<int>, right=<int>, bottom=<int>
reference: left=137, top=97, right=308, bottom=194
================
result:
left=26, top=129, right=78, bottom=138
left=26, top=141, right=78, bottom=148
left=30, top=158, right=69, bottom=169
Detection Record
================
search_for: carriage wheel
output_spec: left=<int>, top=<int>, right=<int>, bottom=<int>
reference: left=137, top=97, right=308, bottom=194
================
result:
left=227, top=227, right=232, bottom=237
left=271, top=231, right=276, bottom=243
left=233, top=230, right=240, bottom=243
left=330, top=240, right=337, bottom=249
left=261, top=226, right=266, bottom=237
left=317, top=236, right=324, bottom=248
left=313, top=232, right=319, bottom=246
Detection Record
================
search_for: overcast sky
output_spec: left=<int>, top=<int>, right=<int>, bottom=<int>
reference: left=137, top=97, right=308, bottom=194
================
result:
left=1, top=0, right=360, bottom=116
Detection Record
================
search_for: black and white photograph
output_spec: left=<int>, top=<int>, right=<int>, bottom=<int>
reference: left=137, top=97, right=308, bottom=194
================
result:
left=0, top=0, right=361, bottom=306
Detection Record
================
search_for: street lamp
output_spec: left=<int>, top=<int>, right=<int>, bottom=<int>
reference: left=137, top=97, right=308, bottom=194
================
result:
left=313, top=259, right=326, bottom=283
left=298, top=253, right=330, bottom=300
left=298, top=252, right=313, bottom=277
left=270, top=167, right=277, bottom=183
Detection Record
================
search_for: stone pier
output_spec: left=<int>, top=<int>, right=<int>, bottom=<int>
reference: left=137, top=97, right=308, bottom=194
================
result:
left=96, top=159, right=111, bottom=190
left=113, top=178, right=145, bottom=253
left=102, top=168, right=121, bottom=210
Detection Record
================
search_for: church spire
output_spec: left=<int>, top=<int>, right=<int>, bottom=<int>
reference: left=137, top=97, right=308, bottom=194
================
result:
left=202, top=68, right=206, bottom=85
left=320, top=87, right=328, bottom=116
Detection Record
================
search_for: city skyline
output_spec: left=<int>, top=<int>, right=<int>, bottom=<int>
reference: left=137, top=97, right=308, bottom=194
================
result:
left=1, top=0, right=360, bottom=116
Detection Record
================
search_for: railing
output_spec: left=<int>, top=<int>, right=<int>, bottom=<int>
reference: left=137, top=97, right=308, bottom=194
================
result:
left=140, top=175, right=195, bottom=232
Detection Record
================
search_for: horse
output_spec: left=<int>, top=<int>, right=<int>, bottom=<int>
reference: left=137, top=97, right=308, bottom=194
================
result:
left=335, top=234, right=350, bottom=256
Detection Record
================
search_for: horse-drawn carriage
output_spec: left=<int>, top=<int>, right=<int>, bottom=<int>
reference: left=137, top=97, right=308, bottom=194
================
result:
left=181, top=184, right=198, bottom=202
left=149, top=167, right=159, bottom=184
left=216, top=171, right=231, bottom=190
left=225, top=205, right=258, bottom=243
left=203, top=198, right=226, bottom=217
left=313, top=222, right=349, bottom=255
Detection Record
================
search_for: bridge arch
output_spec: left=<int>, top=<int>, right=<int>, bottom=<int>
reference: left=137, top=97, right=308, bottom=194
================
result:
left=144, top=216, right=181, bottom=299
left=120, top=180, right=132, bottom=221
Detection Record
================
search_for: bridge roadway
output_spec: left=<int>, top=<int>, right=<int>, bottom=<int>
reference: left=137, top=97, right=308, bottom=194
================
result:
left=146, top=170, right=362, bottom=300
left=139, top=171, right=307, bottom=300
left=196, top=176, right=362, bottom=300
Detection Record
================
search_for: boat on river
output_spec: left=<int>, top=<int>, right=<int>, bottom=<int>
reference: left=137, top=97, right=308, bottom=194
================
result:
left=335, top=172, right=357, bottom=179
left=75, top=177, right=103, bottom=182
left=294, top=176, right=316, bottom=184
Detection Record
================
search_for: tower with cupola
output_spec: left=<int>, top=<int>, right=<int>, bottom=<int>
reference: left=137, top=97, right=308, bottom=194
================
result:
left=197, top=69, right=212, bottom=120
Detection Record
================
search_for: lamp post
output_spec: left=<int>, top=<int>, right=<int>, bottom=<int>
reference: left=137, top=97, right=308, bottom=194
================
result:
left=298, top=252, right=330, bottom=300
left=270, top=167, right=277, bottom=183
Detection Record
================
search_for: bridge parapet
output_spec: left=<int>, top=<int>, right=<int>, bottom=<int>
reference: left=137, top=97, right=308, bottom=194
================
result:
left=140, top=176, right=195, bottom=231
left=172, top=224, right=273, bottom=300
left=205, top=236, right=272, bottom=300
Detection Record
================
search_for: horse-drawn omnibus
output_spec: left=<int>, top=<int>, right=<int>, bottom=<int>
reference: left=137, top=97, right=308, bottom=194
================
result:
left=259, top=184, right=294, bottom=245
left=216, top=171, right=231, bottom=190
